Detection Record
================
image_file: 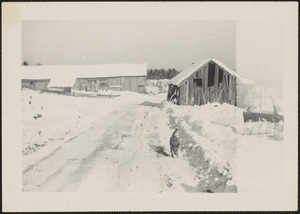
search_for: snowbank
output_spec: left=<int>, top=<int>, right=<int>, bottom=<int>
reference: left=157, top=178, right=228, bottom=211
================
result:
left=162, top=100, right=284, bottom=192
left=162, top=101, right=240, bottom=191
left=163, top=101, right=244, bottom=134
left=145, top=79, right=170, bottom=95
left=72, top=89, right=120, bottom=96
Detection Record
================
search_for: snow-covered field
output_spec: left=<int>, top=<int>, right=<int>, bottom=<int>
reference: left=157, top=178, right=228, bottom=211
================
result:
left=22, top=89, right=153, bottom=154
left=22, top=89, right=284, bottom=193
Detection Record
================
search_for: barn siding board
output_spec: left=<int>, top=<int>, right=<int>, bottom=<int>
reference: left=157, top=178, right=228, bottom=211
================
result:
left=190, top=73, right=195, bottom=105
left=177, top=87, right=180, bottom=105
left=199, top=67, right=204, bottom=105
left=180, top=83, right=184, bottom=105
left=185, top=81, right=188, bottom=105
left=183, top=84, right=185, bottom=105
left=186, top=80, right=189, bottom=105
left=179, top=85, right=182, bottom=105
left=194, top=73, right=198, bottom=105
left=215, top=64, right=218, bottom=99
left=182, top=82, right=185, bottom=105
left=177, top=86, right=180, bottom=104
left=189, top=79, right=191, bottom=105
left=195, top=72, right=198, bottom=105
left=179, top=85, right=184, bottom=105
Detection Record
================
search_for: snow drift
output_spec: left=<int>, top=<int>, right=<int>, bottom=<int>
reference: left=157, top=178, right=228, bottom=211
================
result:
left=145, top=79, right=170, bottom=95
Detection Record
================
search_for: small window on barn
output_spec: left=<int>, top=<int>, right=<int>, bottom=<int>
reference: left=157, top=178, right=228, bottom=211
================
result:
left=193, top=78, right=202, bottom=87
left=208, top=63, right=215, bottom=87
left=30, top=81, right=33, bottom=85
left=218, top=68, right=224, bottom=85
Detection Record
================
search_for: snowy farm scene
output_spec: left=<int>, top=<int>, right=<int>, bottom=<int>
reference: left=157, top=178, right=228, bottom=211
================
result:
left=21, top=20, right=284, bottom=193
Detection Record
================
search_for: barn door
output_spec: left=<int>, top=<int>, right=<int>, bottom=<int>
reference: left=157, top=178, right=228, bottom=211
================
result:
left=29, top=81, right=34, bottom=90
left=137, top=85, right=144, bottom=93
left=195, top=85, right=202, bottom=106
left=97, top=80, right=108, bottom=91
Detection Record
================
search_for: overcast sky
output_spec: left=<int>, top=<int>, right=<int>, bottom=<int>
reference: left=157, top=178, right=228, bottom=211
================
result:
left=22, top=20, right=236, bottom=71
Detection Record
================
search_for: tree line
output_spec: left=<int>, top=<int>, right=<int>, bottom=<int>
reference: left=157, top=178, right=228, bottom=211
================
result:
left=147, top=68, right=180, bottom=80
left=22, top=61, right=42, bottom=66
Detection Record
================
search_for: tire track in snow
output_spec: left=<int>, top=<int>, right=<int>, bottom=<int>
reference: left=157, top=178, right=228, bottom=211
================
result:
left=23, top=124, right=98, bottom=175
left=22, top=105, right=133, bottom=191
left=23, top=102, right=198, bottom=192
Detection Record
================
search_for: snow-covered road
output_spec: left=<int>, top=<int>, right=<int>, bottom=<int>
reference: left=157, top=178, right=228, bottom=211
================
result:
left=22, top=90, right=284, bottom=193
left=23, top=102, right=197, bottom=192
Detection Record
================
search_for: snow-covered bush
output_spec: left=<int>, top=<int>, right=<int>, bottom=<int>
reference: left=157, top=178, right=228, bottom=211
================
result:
left=145, top=79, right=170, bottom=95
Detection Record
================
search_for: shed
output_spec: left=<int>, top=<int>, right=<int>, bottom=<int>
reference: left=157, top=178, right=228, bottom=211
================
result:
left=167, top=58, right=255, bottom=107
left=21, top=67, right=51, bottom=90
left=21, top=63, right=147, bottom=93
left=21, top=78, right=51, bottom=91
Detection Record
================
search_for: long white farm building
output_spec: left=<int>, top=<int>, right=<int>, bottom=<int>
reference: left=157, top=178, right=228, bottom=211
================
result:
left=21, top=64, right=147, bottom=93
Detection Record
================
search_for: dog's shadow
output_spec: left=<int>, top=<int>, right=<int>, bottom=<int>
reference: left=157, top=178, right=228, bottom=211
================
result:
left=139, top=101, right=164, bottom=108
left=148, top=144, right=170, bottom=157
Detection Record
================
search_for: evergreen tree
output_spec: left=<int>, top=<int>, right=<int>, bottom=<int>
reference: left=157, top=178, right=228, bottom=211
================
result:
left=161, top=69, right=165, bottom=79
left=167, top=68, right=171, bottom=79
left=147, top=68, right=180, bottom=80
left=147, top=69, right=153, bottom=79
left=171, top=68, right=177, bottom=78
left=22, top=60, right=29, bottom=66
left=153, top=69, right=158, bottom=79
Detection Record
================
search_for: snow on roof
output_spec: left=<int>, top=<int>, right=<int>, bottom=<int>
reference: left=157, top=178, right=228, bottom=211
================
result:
left=170, top=58, right=255, bottom=85
left=47, top=75, right=77, bottom=87
left=21, top=64, right=147, bottom=87
left=109, top=85, right=122, bottom=88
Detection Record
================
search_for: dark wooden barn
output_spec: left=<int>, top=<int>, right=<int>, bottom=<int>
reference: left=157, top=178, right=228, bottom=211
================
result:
left=21, top=64, right=147, bottom=93
left=167, top=58, right=255, bottom=106
left=71, top=64, right=147, bottom=93
left=21, top=79, right=50, bottom=91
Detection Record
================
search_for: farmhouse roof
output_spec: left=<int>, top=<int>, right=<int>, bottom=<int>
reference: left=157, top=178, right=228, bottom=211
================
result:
left=170, top=58, right=254, bottom=85
left=21, top=63, right=147, bottom=87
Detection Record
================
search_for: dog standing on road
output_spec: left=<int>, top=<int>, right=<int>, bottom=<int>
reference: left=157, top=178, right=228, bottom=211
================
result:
left=170, top=128, right=180, bottom=158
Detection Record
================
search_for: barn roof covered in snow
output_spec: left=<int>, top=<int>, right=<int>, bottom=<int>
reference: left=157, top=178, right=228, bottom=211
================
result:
left=21, top=63, right=147, bottom=87
left=170, top=58, right=255, bottom=85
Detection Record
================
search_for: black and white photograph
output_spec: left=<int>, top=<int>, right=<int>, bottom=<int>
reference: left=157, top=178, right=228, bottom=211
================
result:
left=2, top=2, right=298, bottom=212
left=21, top=19, right=239, bottom=193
